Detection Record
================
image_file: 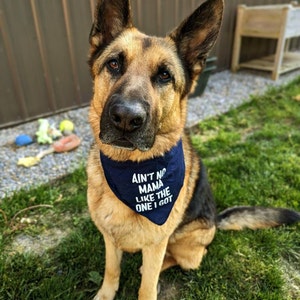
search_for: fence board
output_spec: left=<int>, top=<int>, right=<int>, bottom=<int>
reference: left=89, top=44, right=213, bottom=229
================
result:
left=0, top=0, right=299, bottom=128
left=0, top=9, right=26, bottom=125
left=1, top=0, right=49, bottom=123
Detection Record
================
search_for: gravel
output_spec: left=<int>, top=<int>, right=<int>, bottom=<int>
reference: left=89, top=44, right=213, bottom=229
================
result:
left=1, top=69, right=300, bottom=199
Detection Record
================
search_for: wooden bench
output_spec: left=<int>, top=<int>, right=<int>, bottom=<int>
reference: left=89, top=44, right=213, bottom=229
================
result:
left=231, top=4, right=300, bottom=80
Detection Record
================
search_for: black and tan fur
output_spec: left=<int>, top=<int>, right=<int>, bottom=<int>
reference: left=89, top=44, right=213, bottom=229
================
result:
left=86, top=1, right=300, bottom=299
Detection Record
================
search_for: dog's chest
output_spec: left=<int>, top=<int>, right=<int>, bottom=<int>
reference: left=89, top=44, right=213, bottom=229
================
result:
left=93, top=193, right=170, bottom=251
left=87, top=146, right=181, bottom=250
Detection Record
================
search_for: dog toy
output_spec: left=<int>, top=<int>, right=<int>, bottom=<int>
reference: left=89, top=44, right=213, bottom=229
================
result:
left=36, top=119, right=62, bottom=144
left=36, top=119, right=53, bottom=144
left=15, top=134, right=33, bottom=146
left=17, top=134, right=81, bottom=167
left=59, top=119, right=75, bottom=135
left=48, top=123, right=62, bottom=140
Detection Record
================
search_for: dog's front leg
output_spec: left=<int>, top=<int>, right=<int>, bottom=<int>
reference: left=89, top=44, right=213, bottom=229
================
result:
left=94, top=234, right=123, bottom=300
left=139, top=238, right=168, bottom=300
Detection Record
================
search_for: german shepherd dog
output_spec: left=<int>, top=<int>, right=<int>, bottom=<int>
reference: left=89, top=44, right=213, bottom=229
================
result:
left=87, top=0, right=300, bottom=299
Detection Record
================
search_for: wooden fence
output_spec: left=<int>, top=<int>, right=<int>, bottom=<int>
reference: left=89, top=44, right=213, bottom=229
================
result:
left=0, top=0, right=299, bottom=128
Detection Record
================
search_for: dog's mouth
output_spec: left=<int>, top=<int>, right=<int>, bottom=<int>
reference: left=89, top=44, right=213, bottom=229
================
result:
left=100, top=133, right=152, bottom=152
left=109, top=137, right=136, bottom=151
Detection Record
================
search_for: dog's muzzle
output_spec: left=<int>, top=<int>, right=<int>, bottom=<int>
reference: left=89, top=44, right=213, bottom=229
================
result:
left=100, top=94, right=155, bottom=151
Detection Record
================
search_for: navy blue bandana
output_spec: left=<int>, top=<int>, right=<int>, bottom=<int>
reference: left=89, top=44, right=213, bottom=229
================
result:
left=100, top=140, right=185, bottom=225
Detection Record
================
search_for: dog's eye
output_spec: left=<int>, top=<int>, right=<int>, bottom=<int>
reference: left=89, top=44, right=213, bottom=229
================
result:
left=106, top=59, right=120, bottom=73
left=157, top=70, right=172, bottom=84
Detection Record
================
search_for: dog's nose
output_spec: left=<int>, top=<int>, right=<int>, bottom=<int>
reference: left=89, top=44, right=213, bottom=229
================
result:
left=109, top=100, right=147, bottom=132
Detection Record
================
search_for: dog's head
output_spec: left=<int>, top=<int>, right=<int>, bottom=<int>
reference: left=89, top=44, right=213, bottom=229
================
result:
left=89, top=0, right=223, bottom=160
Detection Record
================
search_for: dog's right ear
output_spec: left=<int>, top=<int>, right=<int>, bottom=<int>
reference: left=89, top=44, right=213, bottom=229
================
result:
left=89, top=0, right=132, bottom=67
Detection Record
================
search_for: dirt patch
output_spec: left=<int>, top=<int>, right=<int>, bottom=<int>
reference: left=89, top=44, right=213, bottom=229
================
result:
left=9, top=228, right=71, bottom=256
left=158, top=278, right=181, bottom=300
left=281, top=258, right=300, bottom=299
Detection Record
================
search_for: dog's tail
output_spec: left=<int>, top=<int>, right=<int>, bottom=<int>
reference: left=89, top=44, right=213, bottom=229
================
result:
left=217, top=206, right=300, bottom=230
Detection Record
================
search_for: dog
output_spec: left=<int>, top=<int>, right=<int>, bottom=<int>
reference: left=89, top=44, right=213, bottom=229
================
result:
left=86, top=0, right=300, bottom=299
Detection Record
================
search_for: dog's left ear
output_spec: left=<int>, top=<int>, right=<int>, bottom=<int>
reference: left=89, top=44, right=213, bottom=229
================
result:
left=169, top=0, right=223, bottom=79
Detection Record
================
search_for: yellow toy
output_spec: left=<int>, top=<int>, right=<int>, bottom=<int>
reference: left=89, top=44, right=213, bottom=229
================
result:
left=59, top=120, right=75, bottom=135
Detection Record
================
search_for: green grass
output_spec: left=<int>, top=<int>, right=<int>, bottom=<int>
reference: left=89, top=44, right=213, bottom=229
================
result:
left=1, top=76, right=300, bottom=300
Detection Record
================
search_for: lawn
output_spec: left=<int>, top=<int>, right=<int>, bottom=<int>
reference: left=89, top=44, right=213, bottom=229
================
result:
left=1, top=76, right=300, bottom=300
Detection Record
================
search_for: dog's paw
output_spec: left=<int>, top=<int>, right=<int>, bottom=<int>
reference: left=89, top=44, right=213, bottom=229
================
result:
left=139, top=265, right=143, bottom=275
left=157, top=282, right=161, bottom=295
left=93, top=288, right=116, bottom=300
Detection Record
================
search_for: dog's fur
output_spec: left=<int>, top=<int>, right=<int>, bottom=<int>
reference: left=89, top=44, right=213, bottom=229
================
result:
left=86, top=1, right=300, bottom=299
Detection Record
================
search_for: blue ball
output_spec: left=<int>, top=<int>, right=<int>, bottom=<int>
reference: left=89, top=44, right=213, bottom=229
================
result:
left=15, top=134, right=33, bottom=146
